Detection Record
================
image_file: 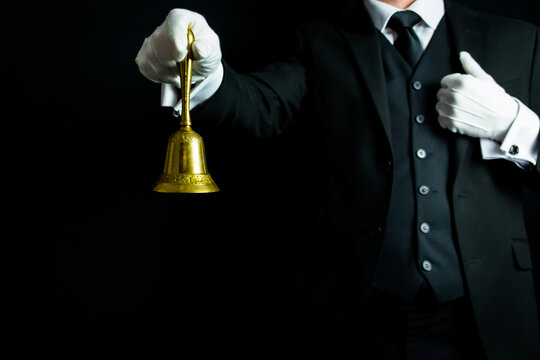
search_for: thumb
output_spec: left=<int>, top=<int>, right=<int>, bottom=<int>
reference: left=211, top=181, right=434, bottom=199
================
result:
left=459, top=51, right=494, bottom=81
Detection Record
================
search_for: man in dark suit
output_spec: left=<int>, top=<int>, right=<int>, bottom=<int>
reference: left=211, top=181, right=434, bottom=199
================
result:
left=136, top=0, right=540, bottom=358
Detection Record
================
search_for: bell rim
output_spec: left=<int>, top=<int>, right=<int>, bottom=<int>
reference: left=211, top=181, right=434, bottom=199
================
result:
left=153, top=179, right=220, bottom=193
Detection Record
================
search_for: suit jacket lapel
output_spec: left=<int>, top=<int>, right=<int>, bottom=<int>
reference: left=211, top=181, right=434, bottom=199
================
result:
left=445, top=1, right=490, bottom=175
left=336, top=4, right=392, bottom=145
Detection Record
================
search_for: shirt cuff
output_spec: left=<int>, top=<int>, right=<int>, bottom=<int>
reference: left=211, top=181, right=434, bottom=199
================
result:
left=160, top=62, right=224, bottom=113
left=480, top=98, right=539, bottom=168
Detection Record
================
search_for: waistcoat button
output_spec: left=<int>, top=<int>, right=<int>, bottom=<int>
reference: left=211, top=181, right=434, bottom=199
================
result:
left=422, top=260, right=433, bottom=272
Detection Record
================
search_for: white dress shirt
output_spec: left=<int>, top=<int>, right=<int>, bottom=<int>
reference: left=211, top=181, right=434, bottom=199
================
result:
left=162, top=0, right=539, bottom=166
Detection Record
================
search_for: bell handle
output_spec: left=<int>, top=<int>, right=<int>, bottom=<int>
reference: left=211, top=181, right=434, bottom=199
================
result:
left=177, top=28, right=195, bottom=127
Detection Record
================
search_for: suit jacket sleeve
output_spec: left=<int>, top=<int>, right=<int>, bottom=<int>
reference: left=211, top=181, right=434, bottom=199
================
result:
left=191, top=29, right=307, bottom=138
left=518, top=26, right=540, bottom=192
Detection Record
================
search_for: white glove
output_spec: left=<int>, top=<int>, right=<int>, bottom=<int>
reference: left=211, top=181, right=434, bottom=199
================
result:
left=436, top=51, right=519, bottom=142
left=135, top=9, right=222, bottom=88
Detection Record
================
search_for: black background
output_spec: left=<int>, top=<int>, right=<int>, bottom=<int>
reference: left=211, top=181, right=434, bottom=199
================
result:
left=6, top=1, right=540, bottom=359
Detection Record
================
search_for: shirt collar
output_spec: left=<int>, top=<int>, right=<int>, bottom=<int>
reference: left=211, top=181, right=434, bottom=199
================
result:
left=363, top=0, right=445, bottom=31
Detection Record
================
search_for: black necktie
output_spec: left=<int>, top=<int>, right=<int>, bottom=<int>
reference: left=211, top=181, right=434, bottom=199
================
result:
left=388, top=11, right=423, bottom=67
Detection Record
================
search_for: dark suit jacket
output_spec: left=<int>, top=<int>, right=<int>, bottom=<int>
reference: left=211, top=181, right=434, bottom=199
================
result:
left=194, top=1, right=540, bottom=358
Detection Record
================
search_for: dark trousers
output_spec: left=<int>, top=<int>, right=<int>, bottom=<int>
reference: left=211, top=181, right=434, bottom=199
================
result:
left=333, top=285, right=486, bottom=360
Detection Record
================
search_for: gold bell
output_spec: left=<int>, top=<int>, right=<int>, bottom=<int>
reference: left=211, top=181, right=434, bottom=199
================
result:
left=153, top=28, right=219, bottom=193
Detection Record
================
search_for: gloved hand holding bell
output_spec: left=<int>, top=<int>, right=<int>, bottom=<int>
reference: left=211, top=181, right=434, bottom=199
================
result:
left=138, top=22, right=219, bottom=193
left=135, top=9, right=222, bottom=87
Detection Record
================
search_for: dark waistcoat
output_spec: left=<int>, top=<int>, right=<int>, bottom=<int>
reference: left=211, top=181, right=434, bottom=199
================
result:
left=372, top=18, right=465, bottom=303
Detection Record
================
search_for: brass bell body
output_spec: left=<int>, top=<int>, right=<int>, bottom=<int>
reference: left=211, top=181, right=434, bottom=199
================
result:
left=153, top=126, right=219, bottom=193
left=153, top=28, right=219, bottom=193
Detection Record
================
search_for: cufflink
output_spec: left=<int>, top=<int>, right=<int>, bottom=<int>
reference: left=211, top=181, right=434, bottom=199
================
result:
left=508, top=145, right=520, bottom=155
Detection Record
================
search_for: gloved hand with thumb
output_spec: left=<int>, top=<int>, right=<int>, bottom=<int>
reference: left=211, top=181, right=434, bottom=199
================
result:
left=135, top=9, right=222, bottom=88
left=436, top=51, right=519, bottom=142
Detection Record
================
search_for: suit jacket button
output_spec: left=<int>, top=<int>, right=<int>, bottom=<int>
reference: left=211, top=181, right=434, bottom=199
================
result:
left=369, top=225, right=384, bottom=239
left=377, top=159, right=392, bottom=172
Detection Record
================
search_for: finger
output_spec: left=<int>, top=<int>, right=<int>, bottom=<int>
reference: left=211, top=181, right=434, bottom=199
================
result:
left=440, top=73, right=471, bottom=89
left=436, top=88, right=476, bottom=108
left=139, top=60, right=180, bottom=86
left=438, top=113, right=486, bottom=136
left=141, top=39, right=182, bottom=86
left=192, top=44, right=220, bottom=77
left=439, top=73, right=496, bottom=105
left=437, top=101, right=489, bottom=131
left=165, top=9, right=191, bottom=61
left=436, top=87, right=454, bottom=103
left=147, top=33, right=180, bottom=80
left=135, top=39, right=162, bottom=82
left=437, top=114, right=458, bottom=133
left=459, top=51, right=493, bottom=81
left=166, top=9, right=212, bottom=61
left=136, top=42, right=181, bottom=86
left=184, top=10, right=214, bottom=43
left=192, top=39, right=219, bottom=61
left=435, top=100, right=454, bottom=118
